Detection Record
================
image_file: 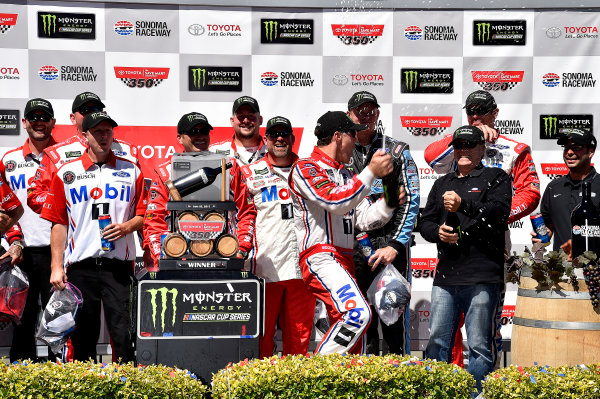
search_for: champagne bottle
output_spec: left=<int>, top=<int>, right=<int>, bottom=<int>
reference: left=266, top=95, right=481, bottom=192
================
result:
left=165, top=162, right=232, bottom=200
left=571, top=181, right=600, bottom=259
left=445, top=211, right=461, bottom=240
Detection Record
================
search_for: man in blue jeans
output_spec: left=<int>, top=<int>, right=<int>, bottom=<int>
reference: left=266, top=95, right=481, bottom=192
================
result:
left=419, top=125, right=511, bottom=393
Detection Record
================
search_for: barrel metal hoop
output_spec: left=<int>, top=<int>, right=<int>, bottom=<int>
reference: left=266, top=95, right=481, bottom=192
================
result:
left=513, top=317, right=600, bottom=330
left=517, top=287, right=590, bottom=300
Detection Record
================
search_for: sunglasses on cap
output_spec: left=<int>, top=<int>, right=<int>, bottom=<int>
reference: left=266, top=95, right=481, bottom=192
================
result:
left=465, top=107, right=493, bottom=116
left=77, top=105, right=102, bottom=116
left=452, top=141, right=480, bottom=150
left=26, top=113, right=52, bottom=122
left=265, top=130, right=292, bottom=139
left=185, top=128, right=210, bottom=136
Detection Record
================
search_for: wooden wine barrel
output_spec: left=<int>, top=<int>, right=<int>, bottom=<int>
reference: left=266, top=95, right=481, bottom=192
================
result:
left=215, top=234, right=239, bottom=258
left=162, top=233, right=187, bottom=258
left=190, top=240, right=213, bottom=257
left=512, top=275, right=600, bottom=366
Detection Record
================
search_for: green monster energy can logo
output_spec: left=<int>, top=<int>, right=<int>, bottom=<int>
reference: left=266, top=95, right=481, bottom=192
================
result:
left=404, top=70, right=418, bottom=91
left=543, top=116, right=557, bottom=138
left=476, top=23, right=491, bottom=43
left=147, top=287, right=178, bottom=333
left=41, top=14, right=57, bottom=36
left=191, top=68, right=207, bottom=88
left=264, top=20, right=278, bottom=42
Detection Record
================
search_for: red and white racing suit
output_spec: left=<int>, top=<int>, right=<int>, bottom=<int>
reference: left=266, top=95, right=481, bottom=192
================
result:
left=0, top=174, right=22, bottom=224
left=28, top=134, right=139, bottom=215
left=424, top=133, right=541, bottom=367
left=238, top=153, right=315, bottom=358
left=289, top=147, right=394, bottom=354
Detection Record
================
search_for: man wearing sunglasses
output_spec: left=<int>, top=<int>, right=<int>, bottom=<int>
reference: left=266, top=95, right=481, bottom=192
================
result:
left=27, top=92, right=139, bottom=215
left=345, top=91, right=419, bottom=356
left=235, top=116, right=315, bottom=358
left=0, top=98, right=56, bottom=361
left=534, top=129, right=600, bottom=256
left=143, top=112, right=214, bottom=270
left=424, top=90, right=540, bottom=367
left=420, top=125, right=511, bottom=394
left=289, top=111, right=403, bottom=354
left=210, top=96, right=266, bottom=166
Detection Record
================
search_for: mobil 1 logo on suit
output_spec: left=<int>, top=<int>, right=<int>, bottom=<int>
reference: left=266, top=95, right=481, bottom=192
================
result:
left=37, top=12, right=95, bottom=40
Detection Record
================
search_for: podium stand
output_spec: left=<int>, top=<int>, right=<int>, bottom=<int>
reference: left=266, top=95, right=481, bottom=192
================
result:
left=136, top=199, right=264, bottom=384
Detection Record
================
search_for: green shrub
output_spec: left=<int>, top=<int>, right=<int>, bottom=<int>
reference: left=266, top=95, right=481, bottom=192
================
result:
left=211, top=354, right=475, bottom=398
left=482, top=364, right=600, bottom=399
left=0, top=360, right=208, bottom=398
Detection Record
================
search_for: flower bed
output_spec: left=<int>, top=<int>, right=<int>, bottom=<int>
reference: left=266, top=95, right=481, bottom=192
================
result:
left=482, top=364, right=600, bottom=399
left=211, top=354, right=475, bottom=398
left=0, top=360, right=208, bottom=398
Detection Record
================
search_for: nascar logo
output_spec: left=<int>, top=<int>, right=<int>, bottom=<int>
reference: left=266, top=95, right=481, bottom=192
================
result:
left=38, top=65, right=59, bottom=81
left=542, top=73, right=560, bottom=87
left=261, top=72, right=278, bottom=86
left=114, top=20, right=133, bottom=35
left=404, top=25, right=422, bottom=40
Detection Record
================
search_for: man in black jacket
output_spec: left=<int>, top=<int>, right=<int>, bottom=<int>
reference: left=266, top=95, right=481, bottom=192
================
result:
left=345, top=91, right=420, bottom=355
left=420, top=125, right=511, bottom=393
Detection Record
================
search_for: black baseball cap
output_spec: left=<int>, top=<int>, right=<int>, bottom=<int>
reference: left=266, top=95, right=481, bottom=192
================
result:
left=557, top=128, right=597, bottom=149
left=24, top=98, right=54, bottom=118
left=348, top=91, right=380, bottom=110
left=177, top=112, right=213, bottom=134
left=72, top=92, right=105, bottom=113
left=232, top=96, right=260, bottom=114
left=464, top=90, right=497, bottom=113
left=82, top=111, right=118, bottom=132
left=315, top=111, right=367, bottom=138
left=266, top=116, right=293, bottom=134
left=448, top=125, right=485, bottom=147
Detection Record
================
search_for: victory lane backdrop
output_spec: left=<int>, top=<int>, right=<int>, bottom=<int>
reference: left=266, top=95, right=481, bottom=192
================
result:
left=0, top=2, right=599, bottom=352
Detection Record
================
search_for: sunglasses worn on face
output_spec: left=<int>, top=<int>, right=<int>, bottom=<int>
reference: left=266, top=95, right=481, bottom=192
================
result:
left=266, top=131, right=292, bottom=139
left=453, top=141, right=480, bottom=150
left=77, top=105, right=102, bottom=115
left=186, top=128, right=210, bottom=136
left=465, top=107, right=492, bottom=116
left=26, top=113, right=52, bottom=122
left=562, top=144, right=585, bottom=152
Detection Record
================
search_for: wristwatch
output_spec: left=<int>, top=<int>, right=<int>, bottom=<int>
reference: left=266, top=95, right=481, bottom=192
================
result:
left=10, top=241, right=24, bottom=251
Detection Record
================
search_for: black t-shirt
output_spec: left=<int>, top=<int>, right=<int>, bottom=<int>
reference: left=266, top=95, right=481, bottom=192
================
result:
left=541, top=167, right=600, bottom=251
left=420, top=165, right=511, bottom=286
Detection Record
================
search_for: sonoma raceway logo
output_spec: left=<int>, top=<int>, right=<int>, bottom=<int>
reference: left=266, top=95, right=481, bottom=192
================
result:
left=0, top=14, right=18, bottom=34
left=400, top=116, right=452, bottom=136
left=494, top=119, right=525, bottom=135
left=114, top=66, right=170, bottom=88
left=542, top=73, right=560, bottom=87
left=113, top=20, right=171, bottom=37
left=187, top=24, right=241, bottom=37
left=546, top=26, right=598, bottom=39
left=38, top=65, right=97, bottom=82
left=260, top=71, right=314, bottom=87
left=545, top=72, right=597, bottom=88
left=404, top=25, right=458, bottom=41
left=539, top=114, right=593, bottom=140
left=471, top=70, right=524, bottom=91
left=331, top=24, right=384, bottom=45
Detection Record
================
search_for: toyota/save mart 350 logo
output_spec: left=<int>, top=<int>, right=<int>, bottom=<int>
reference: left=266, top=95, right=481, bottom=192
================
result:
left=147, top=287, right=178, bottom=333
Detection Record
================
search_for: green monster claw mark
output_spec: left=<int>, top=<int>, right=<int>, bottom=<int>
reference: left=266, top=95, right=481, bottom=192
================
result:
left=264, top=21, right=278, bottom=42
left=41, top=14, right=56, bottom=36
left=477, top=23, right=491, bottom=43
left=146, top=287, right=178, bottom=332
left=404, top=70, right=418, bottom=91
left=192, top=68, right=206, bottom=88
left=543, top=117, right=557, bottom=138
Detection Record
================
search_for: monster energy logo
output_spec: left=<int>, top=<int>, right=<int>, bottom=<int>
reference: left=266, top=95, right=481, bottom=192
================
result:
left=477, top=23, right=491, bottom=43
left=404, top=70, right=418, bottom=91
left=147, top=287, right=178, bottom=333
left=543, top=116, right=557, bottom=138
left=191, top=68, right=206, bottom=88
left=41, top=14, right=57, bottom=36
left=264, top=20, right=278, bottom=42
